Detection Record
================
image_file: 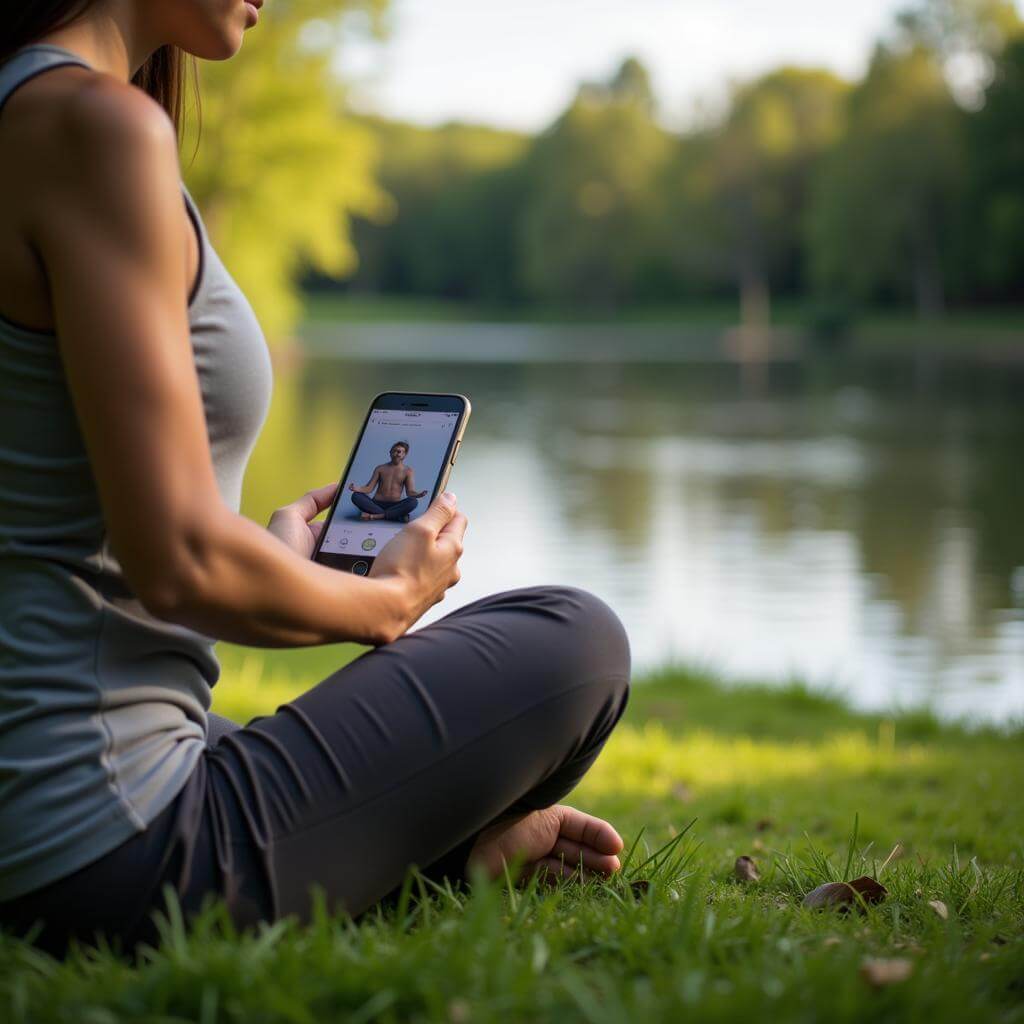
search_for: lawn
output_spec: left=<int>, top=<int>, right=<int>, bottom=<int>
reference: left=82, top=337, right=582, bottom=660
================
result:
left=1, top=660, right=1022, bottom=1022
left=301, top=291, right=1024, bottom=339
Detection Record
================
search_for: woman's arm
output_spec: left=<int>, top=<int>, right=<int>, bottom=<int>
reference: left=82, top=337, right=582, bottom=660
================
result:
left=32, top=79, right=463, bottom=648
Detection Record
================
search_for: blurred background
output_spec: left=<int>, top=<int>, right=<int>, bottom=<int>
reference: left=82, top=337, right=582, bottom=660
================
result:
left=183, top=0, right=1024, bottom=723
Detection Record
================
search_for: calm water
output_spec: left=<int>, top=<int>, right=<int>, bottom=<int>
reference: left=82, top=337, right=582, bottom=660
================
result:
left=241, top=324, right=1024, bottom=723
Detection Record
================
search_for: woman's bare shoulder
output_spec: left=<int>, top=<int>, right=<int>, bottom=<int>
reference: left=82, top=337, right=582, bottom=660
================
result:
left=4, top=65, right=178, bottom=200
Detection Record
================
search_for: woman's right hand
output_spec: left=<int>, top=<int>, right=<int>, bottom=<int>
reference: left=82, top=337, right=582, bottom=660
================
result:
left=369, top=492, right=467, bottom=637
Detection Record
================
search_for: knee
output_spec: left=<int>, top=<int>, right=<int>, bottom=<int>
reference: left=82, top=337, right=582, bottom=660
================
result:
left=528, top=585, right=631, bottom=703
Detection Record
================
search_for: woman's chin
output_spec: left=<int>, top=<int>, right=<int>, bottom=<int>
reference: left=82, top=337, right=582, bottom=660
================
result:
left=185, top=24, right=247, bottom=61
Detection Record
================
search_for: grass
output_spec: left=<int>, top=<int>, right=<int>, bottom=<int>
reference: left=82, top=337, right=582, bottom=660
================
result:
left=2, top=661, right=1022, bottom=1022
left=301, top=291, right=1024, bottom=338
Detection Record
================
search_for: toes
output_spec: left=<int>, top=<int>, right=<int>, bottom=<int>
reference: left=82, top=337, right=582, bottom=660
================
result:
left=550, top=836, right=621, bottom=876
left=555, top=806, right=624, bottom=856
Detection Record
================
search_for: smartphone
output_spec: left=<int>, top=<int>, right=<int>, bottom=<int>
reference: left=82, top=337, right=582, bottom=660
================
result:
left=312, top=391, right=471, bottom=574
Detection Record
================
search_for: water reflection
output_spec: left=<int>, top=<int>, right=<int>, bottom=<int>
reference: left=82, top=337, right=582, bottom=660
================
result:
left=241, top=338, right=1024, bottom=722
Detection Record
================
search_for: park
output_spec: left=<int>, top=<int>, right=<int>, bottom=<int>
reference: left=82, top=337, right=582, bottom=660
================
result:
left=0, top=0, right=1022, bottom=1020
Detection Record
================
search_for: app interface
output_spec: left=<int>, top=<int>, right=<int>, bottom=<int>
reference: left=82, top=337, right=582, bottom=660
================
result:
left=320, top=407, right=459, bottom=558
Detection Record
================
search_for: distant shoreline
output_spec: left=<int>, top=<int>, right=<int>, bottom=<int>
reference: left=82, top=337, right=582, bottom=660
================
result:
left=297, top=294, right=1024, bottom=365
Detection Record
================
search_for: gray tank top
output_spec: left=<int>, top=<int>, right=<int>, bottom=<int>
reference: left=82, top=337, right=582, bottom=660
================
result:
left=0, top=45, right=273, bottom=900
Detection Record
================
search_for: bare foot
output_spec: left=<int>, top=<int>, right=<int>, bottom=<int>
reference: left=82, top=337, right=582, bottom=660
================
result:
left=466, top=805, right=624, bottom=883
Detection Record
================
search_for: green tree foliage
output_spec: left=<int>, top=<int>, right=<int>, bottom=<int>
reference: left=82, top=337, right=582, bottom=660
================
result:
left=313, top=2, right=1023, bottom=321
left=964, top=36, right=1024, bottom=298
left=345, top=119, right=529, bottom=303
left=807, top=44, right=966, bottom=316
left=182, top=1, right=390, bottom=343
left=896, top=0, right=1021, bottom=64
left=664, top=68, right=847, bottom=323
left=517, top=58, right=671, bottom=309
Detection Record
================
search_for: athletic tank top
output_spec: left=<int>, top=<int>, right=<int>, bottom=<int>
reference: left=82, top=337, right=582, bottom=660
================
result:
left=0, top=45, right=273, bottom=900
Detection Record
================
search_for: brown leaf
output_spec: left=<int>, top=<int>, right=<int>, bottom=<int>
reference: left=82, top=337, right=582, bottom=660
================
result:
left=927, top=899, right=949, bottom=920
left=860, top=957, right=913, bottom=988
left=802, top=875, right=888, bottom=913
left=803, top=881, right=855, bottom=910
left=848, top=875, right=888, bottom=905
left=755, top=818, right=775, bottom=832
left=734, top=855, right=760, bottom=882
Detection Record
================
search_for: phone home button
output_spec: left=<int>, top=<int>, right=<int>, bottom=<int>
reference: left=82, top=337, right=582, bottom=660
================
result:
left=351, top=560, right=369, bottom=576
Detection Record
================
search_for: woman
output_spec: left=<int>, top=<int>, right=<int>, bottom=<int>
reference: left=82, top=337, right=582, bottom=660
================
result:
left=0, top=1, right=631, bottom=955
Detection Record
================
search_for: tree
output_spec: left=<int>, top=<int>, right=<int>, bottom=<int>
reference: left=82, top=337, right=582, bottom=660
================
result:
left=344, top=119, right=529, bottom=303
left=518, top=58, right=670, bottom=309
left=665, top=68, right=848, bottom=324
left=807, top=44, right=966, bottom=316
left=182, top=1, right=390, bottom=343
left=965, top=35, right=1024, bottom=299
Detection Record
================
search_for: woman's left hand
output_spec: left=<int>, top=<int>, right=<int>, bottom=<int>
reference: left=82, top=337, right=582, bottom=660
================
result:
left=267, top=482, right=339, bottom=559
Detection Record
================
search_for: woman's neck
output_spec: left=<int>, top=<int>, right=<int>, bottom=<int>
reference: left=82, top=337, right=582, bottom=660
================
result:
left=34, top=2, right=162, bottom=82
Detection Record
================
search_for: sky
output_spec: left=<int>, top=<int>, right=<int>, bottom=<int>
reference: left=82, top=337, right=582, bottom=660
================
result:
left=335, top=0, right=929, bottom=132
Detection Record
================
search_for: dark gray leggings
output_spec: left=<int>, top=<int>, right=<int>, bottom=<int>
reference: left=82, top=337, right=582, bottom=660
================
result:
left=0, top=587, right=630, bottom=955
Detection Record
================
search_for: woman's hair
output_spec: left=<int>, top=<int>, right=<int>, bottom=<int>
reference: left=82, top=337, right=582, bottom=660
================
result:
left=1, top=1, right=199, bottom=137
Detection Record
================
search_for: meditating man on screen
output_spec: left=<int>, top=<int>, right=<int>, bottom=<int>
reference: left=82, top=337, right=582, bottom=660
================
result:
left=349, top=441, right=429, bottom=522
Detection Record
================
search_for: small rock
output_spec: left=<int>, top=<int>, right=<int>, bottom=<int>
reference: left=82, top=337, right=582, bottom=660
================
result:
left=860, top=957, right=914, bottom=988
left=734, top=855, right=760, bottom=882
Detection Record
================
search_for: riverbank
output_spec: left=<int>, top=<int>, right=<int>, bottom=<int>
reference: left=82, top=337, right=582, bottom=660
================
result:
left=2, top=664, right=1021, bottom=1021
left=303, top=292, right=1024, bottom=336
left=296, top=294, right=1024, bottom=368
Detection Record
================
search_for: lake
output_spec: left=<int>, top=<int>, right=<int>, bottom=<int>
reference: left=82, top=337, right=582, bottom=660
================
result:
left=237, top=323, right=1024, bottom=723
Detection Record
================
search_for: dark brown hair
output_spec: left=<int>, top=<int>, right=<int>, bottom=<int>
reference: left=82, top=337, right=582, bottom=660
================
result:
left=1, top=0, right=199, bottom=138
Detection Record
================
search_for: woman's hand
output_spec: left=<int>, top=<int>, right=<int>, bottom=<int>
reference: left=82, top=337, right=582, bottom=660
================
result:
left=370, top=491, right=467, bottom=634
left=267, top=482, right=339, bottom=559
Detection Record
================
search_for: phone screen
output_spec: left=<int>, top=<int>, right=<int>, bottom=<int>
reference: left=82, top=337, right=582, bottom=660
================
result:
left=317, top=404, right=463, bottom=568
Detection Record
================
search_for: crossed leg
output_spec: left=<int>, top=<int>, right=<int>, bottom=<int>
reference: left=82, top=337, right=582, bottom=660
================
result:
left=193, top=586, right=631, bottom=925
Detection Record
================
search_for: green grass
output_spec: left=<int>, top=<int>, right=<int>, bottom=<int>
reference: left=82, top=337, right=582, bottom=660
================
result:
left=300, top=291, right=1024, bottom=339
left=2, top=662, right=1022, bottom=1022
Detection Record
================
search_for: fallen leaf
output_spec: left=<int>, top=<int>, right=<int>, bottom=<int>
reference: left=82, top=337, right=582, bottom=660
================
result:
left=803, top=882, right=854, bottom=909
left=927, top=899, right=949, bottom=920
left=734, top=855, right=760, bottom=882
left=755, top=818, right=774, bottom=831
left=860, top=957, right=913, bottom=988
left=848, top=876, right=888, bottom=904
left=802, top=875, right=888, bottom=913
